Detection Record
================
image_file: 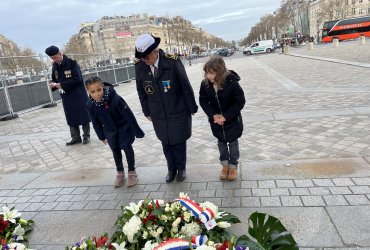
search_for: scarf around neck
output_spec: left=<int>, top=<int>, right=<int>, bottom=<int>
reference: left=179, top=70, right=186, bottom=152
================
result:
left=90, top=87, right=110, bottom=109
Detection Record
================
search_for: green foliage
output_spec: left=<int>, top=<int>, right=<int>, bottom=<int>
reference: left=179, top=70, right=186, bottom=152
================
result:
left=236, top=212, right=298, bottom=250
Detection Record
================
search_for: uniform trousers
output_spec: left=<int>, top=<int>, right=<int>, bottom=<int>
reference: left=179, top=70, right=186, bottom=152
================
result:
left=69, top=123, right=90, bottom=140
left=161, top=141, right=186, bottom=171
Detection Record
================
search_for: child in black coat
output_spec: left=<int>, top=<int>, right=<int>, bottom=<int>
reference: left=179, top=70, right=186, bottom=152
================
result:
left=199, top=56, right=245, bottom=181
left=85, top=77, right=144, bottom=187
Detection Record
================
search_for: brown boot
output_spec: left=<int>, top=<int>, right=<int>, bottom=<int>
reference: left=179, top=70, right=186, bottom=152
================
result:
left=228, top=168, right=238, bottom=181
left=219, top=166, right=229, bottom=180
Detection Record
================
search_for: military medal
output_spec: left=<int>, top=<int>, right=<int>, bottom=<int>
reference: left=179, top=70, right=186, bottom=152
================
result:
left=162, top=80, right=171, bottom=93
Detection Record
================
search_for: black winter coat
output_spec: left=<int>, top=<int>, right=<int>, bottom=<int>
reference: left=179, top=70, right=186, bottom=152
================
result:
left=199, top=70, right=245, bottom=142
left=135, top=50, right=198, bottom=145
left=51, top=55, right=91, bottom=126
left=86, top=86, right=144, bottom=151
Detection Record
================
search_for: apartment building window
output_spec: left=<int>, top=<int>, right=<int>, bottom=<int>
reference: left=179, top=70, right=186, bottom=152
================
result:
left=368, top=7, right=370, bottom=13
left=352, top=8, right=356, bottom=14
left=359, top=0, right=362, bottom=3
left=359, top=8, right=363, bottom=14
left=352, top=0, right=356, bottom=3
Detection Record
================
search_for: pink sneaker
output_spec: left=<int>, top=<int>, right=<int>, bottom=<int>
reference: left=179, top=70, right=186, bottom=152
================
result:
left=114, top=172, right=126, bottom=187
left=127, top=170, right=138, bottom=187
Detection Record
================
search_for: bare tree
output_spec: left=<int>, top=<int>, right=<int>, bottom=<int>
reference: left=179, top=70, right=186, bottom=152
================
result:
left=316, top=0, right=350, bottom=22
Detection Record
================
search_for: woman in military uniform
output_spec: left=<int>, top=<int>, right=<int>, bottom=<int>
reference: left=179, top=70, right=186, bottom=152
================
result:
left=134, top=34, right=198, bottom=183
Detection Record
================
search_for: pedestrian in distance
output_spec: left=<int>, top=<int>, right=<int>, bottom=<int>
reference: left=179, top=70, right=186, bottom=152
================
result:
left=45, top=45, right=91, bottom=146
left=85, top=76, right=144, bottom=187
left=134, top=34, right=198, bottom=183
left=199, top=56, right=245, bottom=181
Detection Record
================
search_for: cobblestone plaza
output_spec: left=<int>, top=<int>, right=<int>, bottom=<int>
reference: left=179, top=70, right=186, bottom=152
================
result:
left=1, top=41, right=370, bottom=249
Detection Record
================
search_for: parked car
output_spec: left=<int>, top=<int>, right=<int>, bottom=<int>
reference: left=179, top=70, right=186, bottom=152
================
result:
left=243, top=40, right=275, bottom=55
left=215, top=48, right=230, bottom=57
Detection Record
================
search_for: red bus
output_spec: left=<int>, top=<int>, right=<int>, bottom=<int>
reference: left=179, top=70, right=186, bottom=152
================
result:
left=321, top=15, right=370, bottom=42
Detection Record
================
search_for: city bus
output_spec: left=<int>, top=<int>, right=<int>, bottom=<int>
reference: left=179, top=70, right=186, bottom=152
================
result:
left=321, top=15, right=370, bottom=42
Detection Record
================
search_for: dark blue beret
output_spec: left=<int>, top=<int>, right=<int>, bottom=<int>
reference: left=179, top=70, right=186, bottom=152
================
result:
left=45, top=45, right=59, bottom=56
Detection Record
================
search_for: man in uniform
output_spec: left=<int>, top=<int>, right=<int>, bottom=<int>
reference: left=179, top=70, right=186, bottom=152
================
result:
left=45, top=45, right=91, bottom=146
left=134, top=34, right=198, bottom=183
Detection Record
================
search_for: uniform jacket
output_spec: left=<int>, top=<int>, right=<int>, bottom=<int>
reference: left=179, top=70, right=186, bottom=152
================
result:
left=199, top=70, right=245, bottom=143
left=51, top=55, right=90, bottom=126
left=135, top=49, right=198, bottom=145
left=86, top=86, right=144, bottom=151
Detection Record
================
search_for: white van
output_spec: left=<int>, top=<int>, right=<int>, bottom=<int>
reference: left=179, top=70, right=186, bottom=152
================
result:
left=243, top=40, right=274, bottom=55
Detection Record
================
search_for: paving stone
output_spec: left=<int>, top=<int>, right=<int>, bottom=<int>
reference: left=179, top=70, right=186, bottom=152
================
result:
left=351, top=177, right=370, bottom=186
left=18, top=189, right=37, bottom=197
left=2, top=196, right=20, bottom=204
left=84, top=186, right=103, bottom=194
left=68, top=201, right=89, bottom=210
left=99, top=200, right=120, bottom=210
left=42, top=196, right=59, bottom=203
left=198, top=189, right=216, bottom=197
left=276, top=180, right=295, bottom=188
left=204, top=198, right=222, bottom=206
left=294, top=179, right=314, bottom=187
left=344, top=195, right=370, bottom=205
left=98, top=186, right=116, bottom=194
left=71, top=187, right=89, bottom=195
left=148, top=191, right=166, bottom=199
left=241, top=180, right=258, bottom=188
left=221, top=197, right=241, bottom=207
left=44, top=188, right=62, bottom=196
left=223, top=181, right=241, bottom=189
left=329, top=187, right=352, bottom=195
left=25, top=202, right=44, bottom=211
left=252, top=188, right=270, bottom=196
left=270, top=188, right=290, bottom=196
left=281, top=196, right=303, bottom=206
left=215, top=189, right=234, bottom=197
left=58, top=187, right=76, bottom=195
left=289, top=187, right=310, bottom=196
left=309, top=187, right=331, bottom=195
left=53, top=202, right=73, bottom=210
left=241, top=197, right=261, bottom=207
left=323, top=195, right=348, bottom=206
left=332, top=178, right=355, bottom=186
left=70, top=194, right=88, bottom=202
left=131, top=192, right=151, bottom=200
left=99, top=193, right=118, bottom=201
left=56, top=194, right=74, bottom=202
left=301, top=196, right=326, bottom=207
left=349, top=186, right=370, bottom=194
left=85, top=194, right=103, bottom=201
left=39, top=202, right=59, bottom=211
left=143, top=184, right=161, bottom=192
left=7, top=189, right=23, bottom=196
left=233, top=189, right=252, bottom=197
left=261, top=196, right=281, bottom=207
left=258, top=180, right=276, bottom=188
left=84, top=200, right=104, bottom=210
left=313, top=179, right=335, bottom=187
left=207, top=182, right=224, bottom=190
left=0, top=190, right=11, bottom=196
left=190, top=182, right=207, bottom=190
left=15, top=196, right=32, bottom=203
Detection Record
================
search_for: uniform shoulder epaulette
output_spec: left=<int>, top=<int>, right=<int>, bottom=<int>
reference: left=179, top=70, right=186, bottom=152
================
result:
left=165, top=53, right=178, bottom=60
left=133, top=58, right=140, bottom=64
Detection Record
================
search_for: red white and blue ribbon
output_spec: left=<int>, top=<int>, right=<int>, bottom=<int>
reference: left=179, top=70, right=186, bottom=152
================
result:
left=192, top=235, right=208, bottom=246
left=153, top=238, right=193, bottom=250
left=175, top=198, right=215, bottom=224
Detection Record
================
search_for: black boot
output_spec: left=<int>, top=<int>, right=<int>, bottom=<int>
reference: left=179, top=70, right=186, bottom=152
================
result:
left=165, top=170, right=177, bottom=183
left=176, top=169, right=186, bottom=182
left=66, top=137, right=82, bottom=146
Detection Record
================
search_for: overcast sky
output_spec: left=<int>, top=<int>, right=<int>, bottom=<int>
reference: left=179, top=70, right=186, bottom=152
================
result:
left=0, top=0, right=281, bottom=54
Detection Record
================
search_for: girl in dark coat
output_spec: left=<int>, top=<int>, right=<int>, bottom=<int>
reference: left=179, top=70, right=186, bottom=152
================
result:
left=199, top=56, right=245, bottom=181
left=85, top=77, right=144, bottom=187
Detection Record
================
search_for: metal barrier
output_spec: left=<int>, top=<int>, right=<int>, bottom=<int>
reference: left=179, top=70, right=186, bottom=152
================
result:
left=0, top=53, right=135, bottom=121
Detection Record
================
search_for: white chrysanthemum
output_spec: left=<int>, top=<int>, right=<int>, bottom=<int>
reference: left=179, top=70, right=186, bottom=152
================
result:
left=142, top=231, right=148, bottom=239
left=200, top=201, right=219, bottom=219
left=125, top=202, right=140, bottom=215
left=179, top=222, right=201, bottom=238
left=217, top=221, right=231, bottom=228
left=160, top=215, right=168, bottom=222
left=12, top=224, right=25, bottom=240
left=183, top=211, right=193, bottom=222
left=172, top=217, right=181, bottom=228
left=122, top=215, right=142, bottom=243
left=111, top=242, right=128, bottom=250
left=142, top=240, right=159, bottom=250
left=1, top=207, right=22, bottom=223
left=6, top=243, right=33, bottom=250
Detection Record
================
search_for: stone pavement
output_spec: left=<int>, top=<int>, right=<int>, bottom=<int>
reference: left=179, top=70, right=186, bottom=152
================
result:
left=1, top=49, right=370, bottom=249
